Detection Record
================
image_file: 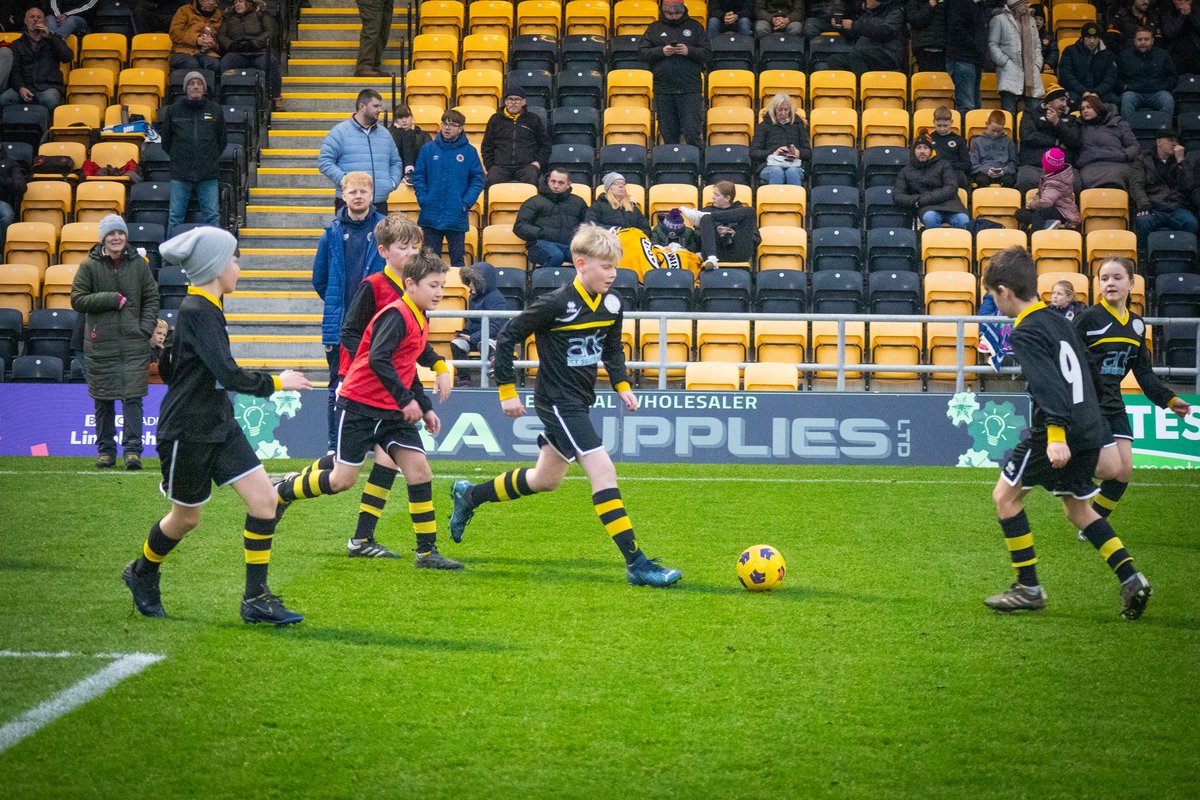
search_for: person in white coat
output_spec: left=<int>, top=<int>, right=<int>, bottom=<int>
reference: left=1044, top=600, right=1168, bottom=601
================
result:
left=989, top=0, right=1044, bottom=116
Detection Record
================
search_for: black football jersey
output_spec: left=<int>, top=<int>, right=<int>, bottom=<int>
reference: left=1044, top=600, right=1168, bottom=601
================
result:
left=1073, top=300, right=1176, bottom=417
left=1010, top=301, right=1108, bottom=450
left=493, top=277, right=629, bottom=408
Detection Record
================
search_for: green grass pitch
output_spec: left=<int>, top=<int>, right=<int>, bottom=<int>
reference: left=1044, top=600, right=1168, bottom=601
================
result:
left=1, top=457, right=1198, bottom=799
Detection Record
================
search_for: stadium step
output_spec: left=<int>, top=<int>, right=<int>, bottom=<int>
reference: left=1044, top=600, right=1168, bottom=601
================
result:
left=296, top=23, right=408, bottom=42
left=257, top=148, right=320, bottom=168
left=239, top=247, right=318, bottom=270
left=226, top=289, right=322, bottom=316
left=276, top=92, right=402, bottom=113
left=229, top=333, right=324, bottom=359
left=246, top=205, right=334, bottom=229
left=250, top=187, right=334, bottom=206
left=298, top=7, right=410, bottom=20
left=288, top=40, right=406, bottom=60
left=267, top=129, right=331, bottom=149
left=256, top=167, right=328, bottom=189
left=236, top=269, right=314, bottom=292
left=264, top=111, right=350, bottom=131
left=239, top=227, right=327, bottom=249
left=286, top=58, right=406, bottom=77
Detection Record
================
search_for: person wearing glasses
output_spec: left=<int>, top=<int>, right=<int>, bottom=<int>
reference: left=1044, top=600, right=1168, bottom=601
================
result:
left=412, top=108, right=485, bottom=267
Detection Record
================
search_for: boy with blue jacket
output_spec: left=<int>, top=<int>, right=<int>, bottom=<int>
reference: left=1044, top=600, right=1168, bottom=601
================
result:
left=413, top=108, right=486, bottom=267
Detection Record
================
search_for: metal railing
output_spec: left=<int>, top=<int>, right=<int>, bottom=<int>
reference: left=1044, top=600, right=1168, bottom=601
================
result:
left=429, top=309, right=1200, bottom=394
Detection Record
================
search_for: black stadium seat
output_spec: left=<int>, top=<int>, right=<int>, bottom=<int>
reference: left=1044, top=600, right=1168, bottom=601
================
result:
left=863, top=146, right=908, bottom=189
left=867, top=227, right=919, bottom=272
left=810, top=146, right=858, bottom=188
left=11, top=355, right=64, bottom=383
left=1146, top=231, right=1198, bottom=277
left=810, top=227, right=863, bottom=272
left=548, top=143, right=594, bottom=186
left=560, top=34, right=607, bottom=73
left=869, top=271, right=922, bottom=315
left=492, top=267, right=527, bottom=311
left=698, top=268, right=752, bottom=313
left=865, top=185, right=909, bottom=229
left=26, top=309, right=77, bottom=364
left=651, top=144, right=701, bottom=186
left=610, top=267, right=641, bottom=310
left=754, top=269, right=807, bottom=314
left=598, top=144, right=648, bottom=187
left=507, top=69, right=553, bottom=109
left=703, top=144, right=751, bottom=185
left=757, top=35, right=805, bottom=72
left=1154, top=273, right=1200, bottom=318
left=811, top=270, right=865, bottom=314
left=810, top=185, right=861, bottom=229
left=642, top=268, right=694, bottom=312
left=556, top=69, right=604, bottom=108
left=709, top=33, right=754, bottom=71
left=552, top=106, right=600, bottom=146
left=530, top=267, right=574, bottom=300
left=510, top=34, right=557, bottom=73
left=0, top=308, right=22, bottom=370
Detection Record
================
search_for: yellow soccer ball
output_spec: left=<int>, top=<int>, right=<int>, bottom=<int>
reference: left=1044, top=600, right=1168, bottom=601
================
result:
left=736, top=544, right=786, bottom=592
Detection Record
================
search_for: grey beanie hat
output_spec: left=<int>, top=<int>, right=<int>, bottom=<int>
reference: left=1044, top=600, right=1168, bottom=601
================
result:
left=601, top=172, right=624, bottom=193
left=98, top=214, right=128, bottom=242
left=184, top=70, right=207, bottom=90
left=161, top=226, right=238, bottom=286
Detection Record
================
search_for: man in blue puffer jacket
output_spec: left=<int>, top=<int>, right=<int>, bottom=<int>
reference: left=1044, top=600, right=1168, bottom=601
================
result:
left=311, top=171, right=386, bottom=451
left=317, top=89, right=403, bottom=214
left=413, top=108, right=486, bottom=267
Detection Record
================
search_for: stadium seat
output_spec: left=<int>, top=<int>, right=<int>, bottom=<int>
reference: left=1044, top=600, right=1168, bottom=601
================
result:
left=456, top=68, right=504, bottom=108
left=441, top=267, right=471, bottom=312
left=1154, top=273, right=1200, bottom=317
left=1037, top=271, right=1089, bottom=305
left=11, top=355, right=64, bottom=383
left=684, top=361, right=740, bottom=390
left=640, top=318, right=692, bottom=380
left=0, top=307, right=21, bottom=367
left=613, top=0, right=657, bottom=36
left=563, top=0, right=608, bottom=36
left=1030, top=229, right=1084, bottom=274
left=642, top=268, right=694, bottom=312
left=970, top=187, right=1021, bottom=229
left=66, top=67, right=115, bottom=114
left=811, top=320, right=865, bottom=386
left=385, top=182, right=420, bottom=220
left=598, top=144, right=648, bottom=187
left=610, top=267, right=641, bottom=310
left=26, top=308, right=76, bottom=362
left=530, top=266, right=574, bottom=300
left=560, top=33, right=607, bottom=72
left=607, top=69, right=654, bottom=109
left=129, top=32, right=171, bottom=72
left=404, top=69, right=453, bottom=110
left=1128, top=109, right=1172, bottom=150
left=809, top=70, right=856, bottom=109
left=703, top=145, right=752, bottom=185
left=516, top=0, right=562, bottom=37
left=810, top=228, right=862, bottom=272
left=705, top=106, right=755, bottom=146
left=492, top=266, right=527, bottom=310
left=697, top=319, right=750, bottom=363
left=1091, top=272, right=1146, bottom=315
left=868, top=270, right=921, bottom=314
left=4, top=222, right=57, bottom=273
left=810, top=185, right=861, bottom=229
left=756, top=227, right=807, bottom=272
left=698, top=269, right=752, bottom=313
left=117, top=67, right=165, bottom=109
left=974, top=228, right=1028, bottom=275
left=557, top=68, right=605, bottom=108
left=925, top=271, right=978, bottom=316
left=1079, top=188, right=1131, bottom=235
left=859, top=71, right=907, bottom=110
left=647, top=184, right=700, bottom=225
left=860, top=108, right=909, bottom=148
left=649, top=145, right=701, bottom=186
left=754, top=319, right=807, bottom=363
left=86, top=142, right=140, bottom=183
left=74, top=180, right=125, bottom=223
left=977, top=71, right=1002, bottom=109
left=102, top=102, right=153, bottom=145
left=863, top=185, right=908, bottom=229
left=20, top=180, right=72, bottom=229
left=603, top=106, right=652, bottom=148
left=462, top=33, right=508, bottom=72
left=809, top=146, right=858, bottom=188
left=548, top=143, right=595, bottom=186
left=757, top=34, right=805, bottom=72
left=964, top=109, right=1012, bottom=139
left=553, top=105, right=601, bottom=146
left=743, top=362, right=799, bottom=391
left=869, top=321, right=923, bottom=385
left=48, top=104, right=102, bottom=148
left=758, top=70, right=806, bottom=111
left=128, top=181, right=171, bottom=230
left=811, top=270, right=864, bottom=313
left=1, top=103, right=49, bottom=149
left=1085, top=229, right=1138, bottom=275
left=807, top=33, right=851, bottom=71
left=420, top=0, right=465, bottom=35
left=927, top=321, right=980, bottom=384
left=862, top=146, right=908, bottom=189
left=708, top=70, right=756, bottom=109
left=1160, top=321, right=1198, bottom=368
left=756, top=185, right=806, bottom=228
left=157, top=265, right=189, bottom=309
left=866, top=228, right=918, bottom=273
left=41, top=264, right=79, bottom=310
left=1180, top=110, right=1200, bottom=153
left=427, top=315, right=463, bottom=362
left=127, top=222, right=164, bottom=273
left=710, top=33, right=755, bottom=71
left=468, top=1, right=514, bottom=38
left=486, top=183, right=538, bottom=226
left=910, top=72, right=955, bottom=111
left=1052, top=3, right=1096, bottom=40
left=808, top=107, right=857, bottom=147
left=1145, top=231, right=1198, bottom=277
left=59, top=222, right=100, bottom=265
left=754, top=269, right=807, bottom=313
left=1, top=141, right=34, bottom=171
left=0, top=263, right=41, bottom=321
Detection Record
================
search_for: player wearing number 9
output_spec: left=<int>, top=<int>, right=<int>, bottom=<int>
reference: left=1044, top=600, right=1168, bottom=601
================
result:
left=979, top=247, right=1154, bottom=620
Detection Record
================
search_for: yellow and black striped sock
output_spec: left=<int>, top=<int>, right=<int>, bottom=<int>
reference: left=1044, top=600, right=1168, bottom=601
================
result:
left=1092, top=479, right=1128, bottom=519
left=466, top=468, right=537, bottom=508
left=277, top=468, right=335, bottom=502
left=307, top=454, right=335, bottom=474
left=354, top=463, right=397, bottom=542
left=1080, top=518, right=1137, bottom=582
left=408, top=481, right=437, bottom=553
left=243, top=515, right=277, bottom=598
left=999, top=510, right=1038, bottom=587
left=136, top=521, right=179, bottom=574
left=593, top=487, right=642, bottom=566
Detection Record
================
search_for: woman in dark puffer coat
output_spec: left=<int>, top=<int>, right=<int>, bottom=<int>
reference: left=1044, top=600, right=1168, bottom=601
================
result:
left=1076, top=92, right=1139, bottom=190
left=218, top=0, right=282, bottom=108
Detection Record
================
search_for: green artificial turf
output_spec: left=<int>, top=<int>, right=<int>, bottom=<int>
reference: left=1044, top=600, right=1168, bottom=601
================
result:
left=0, top=457, right=1198, bottom=799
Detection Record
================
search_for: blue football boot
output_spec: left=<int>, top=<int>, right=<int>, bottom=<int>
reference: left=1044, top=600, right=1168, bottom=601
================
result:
left=626, top=554, right=682, bottom=587
left=449, top=479, right=475, bottom=543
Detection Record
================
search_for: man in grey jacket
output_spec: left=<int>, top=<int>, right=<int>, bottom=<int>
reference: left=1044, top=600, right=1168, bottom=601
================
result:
left=318, top=89, right=403, bottom=214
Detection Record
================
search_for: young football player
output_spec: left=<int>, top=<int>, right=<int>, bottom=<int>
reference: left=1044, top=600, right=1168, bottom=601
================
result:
left=274, top=250, right=461, bottom=570
left=448, top=223, right=683, bottom=587
left=121, top=227, right=313, bottom=625
left=982, top=246, right=1152, bottom=619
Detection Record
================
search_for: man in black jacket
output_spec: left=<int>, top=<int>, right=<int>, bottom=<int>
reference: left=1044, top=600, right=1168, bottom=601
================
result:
left=1118, top=27, right=1177, bottom=120
left=0, top=5, right=72, bottom=109
left=638, top=0, right=710, bottom=147
left=829, top=0, right=906, bottom=74
left=944, top=0, right=988, bottom=115
left=1017, top=84, right=1082, bottom=192
left=514, top=169, right=589, bottom=270
left=1162, top=0, right=1200, bottom=75
left=754, top=0, right=804, bottom=38
left=1059, top=22, right=1119, bottom=106
left=1130, top=130, right=1199, bottom=246
left=480, top=85, right=550, bottom=188
left=158, top=70, right=227, bottom=234
left=907, top=0, right=947, bottom=73
left=894, top=132, right=971, bottom=229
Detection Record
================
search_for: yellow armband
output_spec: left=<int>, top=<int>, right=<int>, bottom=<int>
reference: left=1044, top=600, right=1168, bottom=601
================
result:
left=433, top=360, right=450, bottom=375
left=498, top=383, right=518, bottom=401
left=614, top=381, right=631, bottom=394
left=1047, top=425, right=1066, bottom=444
left=271, top=375, right=283, bottom=391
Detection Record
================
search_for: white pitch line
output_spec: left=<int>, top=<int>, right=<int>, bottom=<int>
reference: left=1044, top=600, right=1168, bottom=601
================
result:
left=0, top=652, right=164, bottom=754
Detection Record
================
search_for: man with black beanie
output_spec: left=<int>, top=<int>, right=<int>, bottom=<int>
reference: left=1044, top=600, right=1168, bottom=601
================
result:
left=638, top=0, right=710, bottom=147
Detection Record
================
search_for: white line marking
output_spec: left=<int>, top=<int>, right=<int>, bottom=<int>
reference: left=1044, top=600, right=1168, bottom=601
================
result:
left=0, top=652, right=164, bottom=754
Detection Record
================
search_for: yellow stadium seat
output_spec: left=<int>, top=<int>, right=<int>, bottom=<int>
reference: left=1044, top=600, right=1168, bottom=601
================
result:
left=486, top=183, right=538, bottom=226
left=684, top=0, right=706, bottom=20
left=869, top=321, right=923, bottom=385
left=80, top=33, right=127, bottom=76
left=453, top=105, right=493, bottom=146
left=598, top=319, right=638, bottom=381
left=809, top=70, right=856, bottom=110
left=640, top=319, right=692, bottom=380
left=66, top=67, right=115, bottom=114
left=1085, top=229, right=1138, bottom=275
left=911, top=107, right=959, bottom=138
left=36, top=142, right=87, bottom=182
left=702, top=183, right=752, bottom=208
left=117, top=67, right=165, bottom=110
left=614, top=0, right=657, bottom=35
left=468, top=0, right=514, bottom=38
left=442, top=266, right=472, bottom=311
left=59, top=222, right=99, bottom=265
left=0, top=263, right=41, bottom=321
left=49, top=104, right=102, bottom=147
left=102, top=103, right=153, bottom=143
left=921, top=228, right=973, bottom=272
left=74, top=180, right=126, bottom=223
left=758, top=70, right=806, bottom=112
left=570, top=183, right=593, bottom=205
left=979, top=72, right=1001, bottom=109
left=1038, top=271, right=1089, bottom=304
left=972, top=186, right=1022, bottom=229
left=975, top=227, right=1028, bottom=275
left=461, top=33, right=509, bottom=72
left=455, top=68, right=504, bottom=108
left=386, top=182, right=420, bottom=220
left=1092, top=272, right=1146, bottom=316
left=697, top=320, right=750, bottom=363
left=706, top=106, right=755, bottom=146
left=860, top=71, right=907, bottom=110
left=1031, top=228, right=1084, bottom=274
left=927, top=321, right=980, bottom=383
left=707, top=70, right=755, bottom=109
left=808, top=107, right=857, bottom=147
left=86, top=142, right=140, bottom=182
left=409, top=104, right=444, bottom=131
left=648, top=184, right=700, bottom=224
left=481, top=224, right=528, bottom=269
left=516, top=0, right=561, bottom=37
left=607, top=69, right=654, bottom=109
left=754, top=319, right=807, bottom=364
left=1079, top=188, right=1130, bottom=235
left=812, top=320, right=865, bottom=386
left=41, top=263, right=79, bottom=310
left=1053, top=3, right=1095, bottom=40
left=756, top=185, right=806, bottom=228
left=604, top=106, right=652, bottom=147
left=129, top=33, right=171, bottom=71
left=860, top=108, right=909, bottom=148
left=684, top=362, right=740, bottom=390
left=965, top=108, right=1013, bottom=138
left=1058, top=36, right=1079, bottom=58
left=565, top=0, right=609, bottom=36
left=925, top=271, right=978, bottom=316
left=427, top=315, right=464, bottom=361
left=756, top=227, right=807, bottom=271
left=20, top=181, right=72, bottom=229
left=910, top=71, right=955, bottom=111
left=5, top=222, right=58, bottom=273
left=411, top=33, right=459, bottom=74
left=743, top=362, right=800, bottom=391
left=405, top=69, right=454, bottom=110
left=421, top=0, right=466, bottom=36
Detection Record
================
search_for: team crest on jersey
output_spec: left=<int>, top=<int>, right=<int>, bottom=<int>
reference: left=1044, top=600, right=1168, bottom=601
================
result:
left=456, top=154, right=464, bottom=162
left=1133, top=318, right=1145, bottom=336
left=604, top=293, right=621, bottom=313
left=683, top=29, right=692, bottom=36
left=947, top=140, right=957, bottom=147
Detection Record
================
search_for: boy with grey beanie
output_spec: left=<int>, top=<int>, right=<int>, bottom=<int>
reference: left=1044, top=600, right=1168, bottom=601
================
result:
left=122, top=226, right=314, bottom=626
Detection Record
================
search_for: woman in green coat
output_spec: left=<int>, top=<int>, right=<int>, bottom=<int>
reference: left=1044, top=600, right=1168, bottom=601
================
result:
left=70, top=215, right=160, bottom=469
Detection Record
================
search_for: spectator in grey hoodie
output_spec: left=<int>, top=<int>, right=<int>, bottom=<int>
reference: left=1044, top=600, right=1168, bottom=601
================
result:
left=969, top=109, right=1018, bottom=187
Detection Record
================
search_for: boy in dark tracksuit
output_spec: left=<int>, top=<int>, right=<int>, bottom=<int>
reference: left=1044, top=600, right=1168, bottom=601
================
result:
left=121, top=227, right=313, bottom=625
left=450, top=261, right=508, bottom=385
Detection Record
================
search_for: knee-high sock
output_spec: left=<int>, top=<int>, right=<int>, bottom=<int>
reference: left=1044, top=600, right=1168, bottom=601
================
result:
left=243, top=514, right=277, bottom=598
left=354, top=462, right=397, bottom=542
left=408, top=481, right=437, bottom=552
left=277, top=467, right=335, bottom=502
left=1000, top=510, right=1038, bottom=587
left=593, top=487, right=642, bottom=566
left=135, top=521, right=179, bottom=574
left=465, top=468, right=537, bottom=508
left=1081, top=517, right=1137, bottom=582
left=1092, top=479, right=1129, bottom=519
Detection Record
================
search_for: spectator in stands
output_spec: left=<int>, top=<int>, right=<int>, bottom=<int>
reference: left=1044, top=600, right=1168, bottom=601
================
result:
left=0, top=155, right=26, bottom=252
left=750, top=92, right=810, bottom=186
left=804, top=0, right=852, bottom=39
left=651, top=207, right=702, bottom=254
left=413, top=108, right=486, bottom=268
left=1107, top=0, right=1160, bottom=52
left=970, top=109, right=1018, bottom=187
left=451, top=262, right=507, bottom=385
left=312, top=171, right=386, bottom=452
left=70, top=214, right=159, bottom=471
left=135, top=0, right=185, bottom=35
left=43, top=0, right=91, bottom=39
left=828, top=0, right=906, bottom=74
left=989, top=0, right=1044, bottom=116
left=481, top=85, right=550, bottom=188
left=159, top=70, right=226, bottom=233
left=389, top=104, right=431, bottom=185
left=1047, top=279, right=1087, bottom=318
left=708, top=0, right=753, bottom=36
left=1016, top=146, right=1080, bottom=230
left=0, top=6, right=71, bottom=109
left=679, top=181, right=760, bottom=269
left=1059, top=22, right=1120, bottom=107
left=1118, top=27, right=1177, bottom=120
left=894, top=131, right=972, bottom=229
left=317, top=88, right=402, bottom=215
left=638, top=0, right=710, bottom=148
left=1017, top=85, right=1082, bottom=193
left=907, top=0, right=947, bottom=73
left=169, top=0, right=222, bottom=74
left=945, top=0, right=989, bottom=116
left=585, top=172, right=651, bottom=233
left=0, top=44, right=11, bottom=100
left=353, top=0, right=392, bottom=77
left=1033, top=5, right=1058, bottom=72
left=1077, top=92, right=1139, bottom=189
left=218, top=0, right=282, bottom=111
left=930, top=106, right=970, bottom=186
left=1162, top=0, right=1200, bottom=76
left=514, top=167, right=589, bottom=270
left=1130, top=129, right=1199, bottom=244
left=754, top=0, right=804, bottom=38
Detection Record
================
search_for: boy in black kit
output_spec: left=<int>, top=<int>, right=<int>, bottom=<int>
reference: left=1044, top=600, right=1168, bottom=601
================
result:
left=982, top=246, right=1152, bottom=619
left=448, top=223, right=682, bottom=587
left=121, top=227, right=313, bottom=625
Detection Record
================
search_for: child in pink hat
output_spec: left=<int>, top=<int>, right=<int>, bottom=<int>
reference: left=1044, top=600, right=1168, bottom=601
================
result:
left=1018, top=147, right=1080, bottom=230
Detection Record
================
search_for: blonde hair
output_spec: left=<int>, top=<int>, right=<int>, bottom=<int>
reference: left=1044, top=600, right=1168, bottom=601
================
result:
left=1052, top=279, right=1077, bottom=298
left=570, top=222, right=623, bottom=265
left=763, top=92, right=804, bottom=124
left=374, top=213, right=423, bottom=250
left=606, top=186, right=634, bottom=213
left=341, top=171, right=373, bottom=193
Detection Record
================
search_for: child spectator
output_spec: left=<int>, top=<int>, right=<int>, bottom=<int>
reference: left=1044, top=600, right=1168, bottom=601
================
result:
left=929, top=105, right=970, bottom=186
left=389, top=104, right=431, bottom=184
left=451, top=261, right=509, bottom=386
left=1016, top=147, right=1080, bottom=230
left=1033, top=5, right=1058, bottom=72
left=1048, top=279, right=1087, bottom=319
left=969, top=109, right=1018, bottom=187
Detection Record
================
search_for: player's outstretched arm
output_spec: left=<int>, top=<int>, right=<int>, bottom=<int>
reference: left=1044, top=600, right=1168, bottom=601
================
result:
left=278, top=370, right=312, bottom=391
